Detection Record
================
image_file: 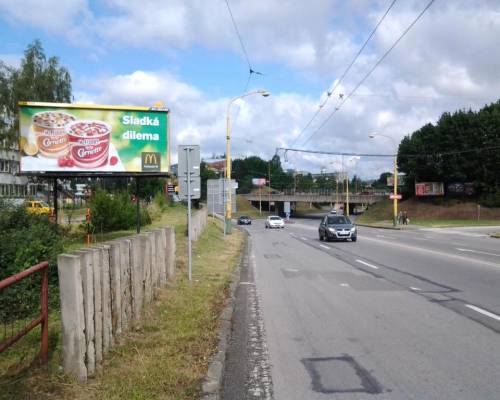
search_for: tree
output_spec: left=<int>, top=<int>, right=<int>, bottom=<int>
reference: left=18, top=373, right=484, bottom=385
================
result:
left=200, top=161, right=218, bottom=200
left=0, top=40, right=72, bottom=145
left=397, top=101, right=500, bottom=204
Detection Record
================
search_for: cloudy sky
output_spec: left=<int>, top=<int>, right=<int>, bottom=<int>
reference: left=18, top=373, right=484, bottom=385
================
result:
left=1, top=0, right=499, bottom=178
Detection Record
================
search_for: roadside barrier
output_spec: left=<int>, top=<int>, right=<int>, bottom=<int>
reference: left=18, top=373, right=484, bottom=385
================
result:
left=57, top=226, right=176, bottom=381
left=0, top=261, right=49, bottom=364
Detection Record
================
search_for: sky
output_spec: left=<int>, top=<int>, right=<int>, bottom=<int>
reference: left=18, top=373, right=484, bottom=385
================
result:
left=1, top=0, right=499, bottom=179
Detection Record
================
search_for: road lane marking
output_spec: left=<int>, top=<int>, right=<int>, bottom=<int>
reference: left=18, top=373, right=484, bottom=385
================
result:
left=355, top=259, right=379, bottom=269
left=376, top=234, right=389, bottom=238
left=465, top=304, right=500, bottom=322
left=301, top=237, right=308, bottom=241
left=284, top=268, right=299, bottom=272
left=319, top=244, right=330, bottom=249
left=362, top=236, right=500, bottom=269
left=340, top=283, right=350, bottom=287
left=239, top=282, right=255, bottom=285
left=410, top=287, right=422, bottom=291
left=456, top=248, right=500, bottom=257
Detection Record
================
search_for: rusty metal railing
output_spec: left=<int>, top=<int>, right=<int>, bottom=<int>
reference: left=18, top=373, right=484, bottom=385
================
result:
left=0, top=261, right=49, bottom=364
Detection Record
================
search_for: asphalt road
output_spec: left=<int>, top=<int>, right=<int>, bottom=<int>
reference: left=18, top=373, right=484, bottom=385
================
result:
left=223, top=219, right=500, bottom=399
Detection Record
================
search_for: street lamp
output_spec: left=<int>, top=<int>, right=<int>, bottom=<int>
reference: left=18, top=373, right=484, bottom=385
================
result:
left=225, top=89, right=270, bottom=234
left=369, top=133, right=398, bottom=227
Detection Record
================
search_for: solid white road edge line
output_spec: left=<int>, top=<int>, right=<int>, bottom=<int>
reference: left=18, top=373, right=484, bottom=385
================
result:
left=465, top=304, right=500, bottom=322
left=456, top=248, right=500, bottom=257
left=319, top=244, right=330, bottom=249
left=356, top=259, right=379, bottom=269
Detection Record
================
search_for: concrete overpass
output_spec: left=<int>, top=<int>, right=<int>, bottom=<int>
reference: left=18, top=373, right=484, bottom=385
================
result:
left=242, top=190, right=387, bottom=214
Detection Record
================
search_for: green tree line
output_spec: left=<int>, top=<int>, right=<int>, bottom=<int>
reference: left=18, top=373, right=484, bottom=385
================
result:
left=398, top=101, right=500, bottom=206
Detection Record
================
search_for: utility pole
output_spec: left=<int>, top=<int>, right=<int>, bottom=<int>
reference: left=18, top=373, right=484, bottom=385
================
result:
left=268, top=161, right=271, bottom=212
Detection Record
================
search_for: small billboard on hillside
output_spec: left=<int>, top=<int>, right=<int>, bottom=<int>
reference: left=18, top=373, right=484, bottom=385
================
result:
left=252, top=178, right=266, bottom=186
left=415, top=182, right=444, bottom=196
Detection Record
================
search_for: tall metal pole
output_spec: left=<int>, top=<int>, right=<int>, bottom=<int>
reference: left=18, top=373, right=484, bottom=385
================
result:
left=393, top=153, right=398, bottom=227
left=135, top=177, right=140, bottom=233
left=268, top=161, right=271, bottom=212
left=53, top=177, right=58, bottom=225
left=186, top=147, right=192, bottom=281
left=225, top=112, right=233, bottom=234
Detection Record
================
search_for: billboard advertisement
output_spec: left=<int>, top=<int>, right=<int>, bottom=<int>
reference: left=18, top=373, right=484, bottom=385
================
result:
left=415, top=182, right=444, bottom=196
left=252, top=178, right=266, bottom=186
left=19, top=102, right=169, bottom=174
left=387, top=174, right=406, bottom=187
left=447, top=182, right=475, bottom=196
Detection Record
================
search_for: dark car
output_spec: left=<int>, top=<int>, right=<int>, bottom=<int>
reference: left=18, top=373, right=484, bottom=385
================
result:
left=237, top=215, right=252, bottom=225
left=318, top=215, right=357, bottom=242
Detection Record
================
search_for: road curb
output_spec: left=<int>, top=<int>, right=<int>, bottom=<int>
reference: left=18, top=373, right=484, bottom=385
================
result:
left=200, top=231, right=247, bottom=400
left=356, top=222, right=403, bottom=230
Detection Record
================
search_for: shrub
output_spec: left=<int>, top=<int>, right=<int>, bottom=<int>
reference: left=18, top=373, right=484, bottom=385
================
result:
left=0, top=202, right=63, bottom=322
left=89, top=189, right=151, bottom=232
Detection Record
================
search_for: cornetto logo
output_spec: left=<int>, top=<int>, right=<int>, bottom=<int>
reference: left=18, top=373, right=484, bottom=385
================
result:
left=141, top=152, right=161, bottom=172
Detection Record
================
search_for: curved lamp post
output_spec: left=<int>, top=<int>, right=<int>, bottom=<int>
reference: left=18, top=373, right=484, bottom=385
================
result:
left=225, top=89, right=270, bottom=234
left=369, top=133, right=398, bottom=226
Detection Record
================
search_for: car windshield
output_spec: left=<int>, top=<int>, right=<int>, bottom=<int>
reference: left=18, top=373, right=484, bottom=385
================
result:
left=270, top=216, right=281, bottom=220
left=327, top=216, right=350, bottom=225
left=240, top=216, right=248, bottom=219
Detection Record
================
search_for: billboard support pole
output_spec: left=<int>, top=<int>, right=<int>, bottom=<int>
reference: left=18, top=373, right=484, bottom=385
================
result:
left=53, top=177, right=58, bottom=225
left=135, top=177, right=140, bottom=234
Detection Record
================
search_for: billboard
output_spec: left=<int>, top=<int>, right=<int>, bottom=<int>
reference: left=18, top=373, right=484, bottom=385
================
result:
left=415, top=182, right=444, bottom=196
left=252, top=178, right=266, bottom=186
left=387, top=174, right=406, bottom=187
left=19, top=102, right=169, bottom=174
left=447, top=182, right=475, bottom=196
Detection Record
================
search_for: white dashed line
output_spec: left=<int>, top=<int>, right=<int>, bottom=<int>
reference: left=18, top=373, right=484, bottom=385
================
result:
left=465, top=304, right=500, bottom=322
left=376, top=234, right=389, bottom=238
left=319, top=244, right=330, bottom=249
left=284, top=268, right=299, bottom=272
left=456, top=248, right=500, bottom=257
left=410, top=287, right=422, bottom=291
left=340, top=283, right=350, bottom=287
left=301, top=237, right=308, bottom=241
left=239, top=282, right=255, bottom=285
left=355, top=259, right=379, bottom=269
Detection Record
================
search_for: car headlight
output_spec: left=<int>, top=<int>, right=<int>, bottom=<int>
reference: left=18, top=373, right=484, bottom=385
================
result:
left=351, top=227, right=356, bottom=232
left=328, top=227, right=336, bottom=233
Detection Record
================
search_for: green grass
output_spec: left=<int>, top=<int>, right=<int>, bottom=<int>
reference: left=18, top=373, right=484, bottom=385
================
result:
left=1, top=208, right=244, bottom=400
left=236, top=195, right=269, bottom=219
left=491, top=232, right=500, bottom=238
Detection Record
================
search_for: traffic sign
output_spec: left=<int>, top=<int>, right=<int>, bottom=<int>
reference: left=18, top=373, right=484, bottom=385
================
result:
left=389, top=194, right=402, bottom=200
left=179, top=176, right=201, bottom=199
left=178, top=145, right=200, bottom=177
left=167, top=184, right=175, bottom=193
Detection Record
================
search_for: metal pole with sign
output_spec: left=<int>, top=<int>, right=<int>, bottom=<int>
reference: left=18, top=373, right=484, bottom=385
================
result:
left=178, top=145, right=200, bottom=281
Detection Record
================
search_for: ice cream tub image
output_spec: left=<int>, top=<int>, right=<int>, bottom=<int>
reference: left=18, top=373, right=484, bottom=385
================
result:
left=32, top=111, right=76, bottom=158
left=66, top=120, right=111, bottom=169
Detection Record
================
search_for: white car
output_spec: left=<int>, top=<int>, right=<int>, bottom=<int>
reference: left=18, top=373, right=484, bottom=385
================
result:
left=265, top=215, right=285, bottom=229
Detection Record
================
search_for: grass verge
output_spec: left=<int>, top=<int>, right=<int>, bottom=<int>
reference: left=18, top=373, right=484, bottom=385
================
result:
left=1, top=213, right=244, bottom=400
left=489, top=232, right=500, bottom=238
left=236, top=195, right=269, bottom=219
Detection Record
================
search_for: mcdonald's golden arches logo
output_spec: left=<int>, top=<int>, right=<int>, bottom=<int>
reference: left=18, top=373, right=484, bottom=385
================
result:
left=141, top=152, right=161, bottom=171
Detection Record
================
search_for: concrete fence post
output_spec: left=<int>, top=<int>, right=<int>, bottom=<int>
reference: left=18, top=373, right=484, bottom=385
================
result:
left=120, top=238, right=132, bottom=332
left=97, top=245, right=113, bottom=353
left=72, top=250, right=95, bottom=376
left=164, top=226, right=176, bottom=278
left=130, top=236, right=144, bottom=326
left=90, top=248, right=103, bottom=365
left=108, top=241, right=122, bottom=337
left=57, top=254, right=87, bottom=382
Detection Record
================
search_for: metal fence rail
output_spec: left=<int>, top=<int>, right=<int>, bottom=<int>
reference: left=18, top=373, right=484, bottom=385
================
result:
left=0, top=261, right=49, bottom=364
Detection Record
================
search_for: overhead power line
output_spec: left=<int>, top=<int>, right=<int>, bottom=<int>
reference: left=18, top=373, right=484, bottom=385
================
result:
left=302, top=0, right=436, bottom=146
left=291, top=0, right=398, bottom=147
left=276, top=144, right=500, bottom=160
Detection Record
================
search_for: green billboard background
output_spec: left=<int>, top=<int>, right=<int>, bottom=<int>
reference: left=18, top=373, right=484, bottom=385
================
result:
left=19, top=104, right=168, bottom=173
